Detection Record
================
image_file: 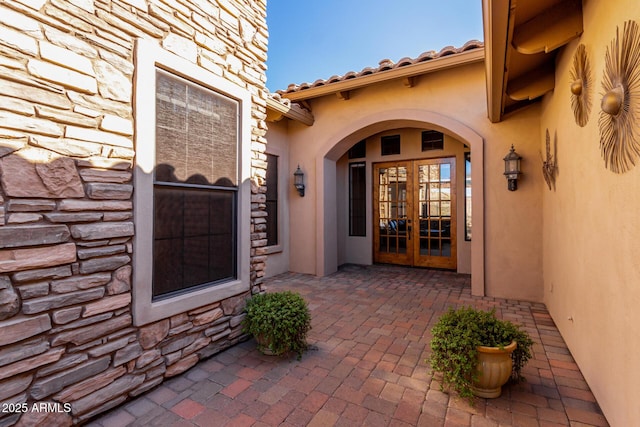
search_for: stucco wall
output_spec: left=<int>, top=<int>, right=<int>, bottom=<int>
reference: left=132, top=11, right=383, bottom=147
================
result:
left=262, top=118, right=290, bottom=278
left=0, top=1, right=267, bottom=425
left=540, top=1, right=640, bottom=424
left=283, top=61, right=544, bottom=301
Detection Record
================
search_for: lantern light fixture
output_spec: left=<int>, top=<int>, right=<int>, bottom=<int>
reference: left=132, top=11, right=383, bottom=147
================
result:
left=503, top=145, right=522, bottom=191
left=293, top=165, right=305, bottom=197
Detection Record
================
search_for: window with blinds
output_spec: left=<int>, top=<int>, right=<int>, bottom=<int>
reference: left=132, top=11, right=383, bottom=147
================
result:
left=152, top=69, right=239, bottom=299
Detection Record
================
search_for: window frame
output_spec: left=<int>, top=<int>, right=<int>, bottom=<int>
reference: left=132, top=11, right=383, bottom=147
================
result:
left=133, top=38, right=252, bottom=326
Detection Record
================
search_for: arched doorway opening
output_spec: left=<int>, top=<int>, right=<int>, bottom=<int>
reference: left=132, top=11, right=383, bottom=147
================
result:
left=315, top=110, right=485, bottom=296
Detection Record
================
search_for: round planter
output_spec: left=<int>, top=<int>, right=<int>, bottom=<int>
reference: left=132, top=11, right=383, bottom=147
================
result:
left=255, top=335, right=277, bottom=355
left=472, top=340, right=517, bottom=398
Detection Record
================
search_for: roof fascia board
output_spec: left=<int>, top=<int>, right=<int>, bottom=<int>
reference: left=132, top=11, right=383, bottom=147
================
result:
left=483, top=0, right=511, bottom=123
left=282, top=48, right=485, bottom=102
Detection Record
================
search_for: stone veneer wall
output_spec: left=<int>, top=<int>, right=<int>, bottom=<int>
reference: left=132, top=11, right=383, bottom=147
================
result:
left=0, top=0, right=269, bottom=425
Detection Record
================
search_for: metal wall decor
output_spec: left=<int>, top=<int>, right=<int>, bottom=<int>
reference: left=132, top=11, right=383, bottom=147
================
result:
left=542, top=129, right=557, bottom=191
left=598, top=20, right=640, bottom=173
left=570, top=44, right=592, bottom=127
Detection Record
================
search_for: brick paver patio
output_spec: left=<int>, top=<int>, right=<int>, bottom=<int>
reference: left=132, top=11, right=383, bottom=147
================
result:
left=88, top=265, right=609, bottom=426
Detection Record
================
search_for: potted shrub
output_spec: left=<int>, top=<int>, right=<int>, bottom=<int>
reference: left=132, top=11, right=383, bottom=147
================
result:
left=242, top=291, right=311, bottom=359
left=428, top=306, right=534, bottom=401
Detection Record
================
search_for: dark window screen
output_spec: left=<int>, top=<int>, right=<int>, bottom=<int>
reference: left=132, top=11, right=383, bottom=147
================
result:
left=422, top=130, right=444, bottom=151
left=381, top=135, right=400, bottom=156
left=349, top=162, right=367, bottom=236
left=349, top=139, right=367, bottom=159
left=266, top=153, right=278, bottom=246
left=153, top=187, right=236, bottom=297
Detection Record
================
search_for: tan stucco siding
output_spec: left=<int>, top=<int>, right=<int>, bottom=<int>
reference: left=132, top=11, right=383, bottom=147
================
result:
left=282, top=61, right=544, bottom=301
left=540, top=1, right=640, bottom=424
left=262, top=119, right=291, bottom=278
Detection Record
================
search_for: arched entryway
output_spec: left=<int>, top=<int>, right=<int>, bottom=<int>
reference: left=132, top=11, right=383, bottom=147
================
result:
left=315, top=109, right=485, bottom=296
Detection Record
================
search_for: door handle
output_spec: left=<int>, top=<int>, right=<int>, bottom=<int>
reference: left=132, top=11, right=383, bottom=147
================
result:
left=407, top=225, right=412, bottom=239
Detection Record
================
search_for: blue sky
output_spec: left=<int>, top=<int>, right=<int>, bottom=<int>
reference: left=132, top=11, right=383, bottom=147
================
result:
left=265, top=1, right=484, bottom=91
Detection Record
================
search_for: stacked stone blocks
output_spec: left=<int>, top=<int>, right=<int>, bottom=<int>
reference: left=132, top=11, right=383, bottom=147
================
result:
left=0, top=0, right=268, bottom=425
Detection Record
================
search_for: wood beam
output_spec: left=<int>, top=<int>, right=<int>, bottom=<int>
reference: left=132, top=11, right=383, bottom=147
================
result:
left=403, top=76, right=416, bottom=87
left=512, top=0, right=583, bottom=55
left=265, top=97, right=314, bottom=126
left=506, top=65, right=555, bottom=101
left=336, top=91, right=350, bottom=100
left=266, top=109, right=284, bottom=122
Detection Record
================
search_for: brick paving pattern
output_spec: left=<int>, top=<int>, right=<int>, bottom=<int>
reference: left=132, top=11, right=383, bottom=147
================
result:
left=88, top=265, right=609, bottom=426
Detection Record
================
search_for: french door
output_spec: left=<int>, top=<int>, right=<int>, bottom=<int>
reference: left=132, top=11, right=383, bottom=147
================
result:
left=373, top=158, right=457, bottom=269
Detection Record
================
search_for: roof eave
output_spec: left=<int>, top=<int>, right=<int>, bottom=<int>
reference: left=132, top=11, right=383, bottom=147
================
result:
left=483, top=0, right=512, bottom=123
left=281, top=48, right=485, bottom=103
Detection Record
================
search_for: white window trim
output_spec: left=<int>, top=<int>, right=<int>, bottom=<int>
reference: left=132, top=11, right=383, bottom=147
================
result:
left=132, top=38, right=252, bottom=326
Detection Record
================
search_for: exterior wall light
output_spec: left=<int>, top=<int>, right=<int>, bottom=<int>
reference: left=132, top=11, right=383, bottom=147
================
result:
left=293, top=165, right=305, bottom=197
left=503, top=145, right=522, bottom=191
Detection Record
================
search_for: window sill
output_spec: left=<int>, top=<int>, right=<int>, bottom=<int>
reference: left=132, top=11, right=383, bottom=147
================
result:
left=133, top=279, right=248, bottom=326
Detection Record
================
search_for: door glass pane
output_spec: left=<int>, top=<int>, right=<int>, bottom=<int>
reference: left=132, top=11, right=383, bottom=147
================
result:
left=441, top=238, right=451, bottom=256
left=441, top=201, right=451, bottom=216
left=429, top=183, right=440, bottom=201
left=429, top=202, right=440, bottom=216
left=397, top=201, right=406, bottom=218
left=420, top=236, right=428, bottom=255
left=419, top=201, right=427, bottom=219
left=440, top=163, right=451, bottom=182
left=429, top=238, right=440, bottom=256
left=429, top=164, right=439, bottom=181
left=441, top=182, right=451, bottom=200
left=398, top=237, right=407, bottom=254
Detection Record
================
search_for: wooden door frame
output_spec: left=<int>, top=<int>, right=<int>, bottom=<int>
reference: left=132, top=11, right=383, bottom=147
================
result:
left=372, top=157, right=457, bottom=269
left=411, top=157, right=457, bottom=269
left=373, top=161, right=414, bottom=265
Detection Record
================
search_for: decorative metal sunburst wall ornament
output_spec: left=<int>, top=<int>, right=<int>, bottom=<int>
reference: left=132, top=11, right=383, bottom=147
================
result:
left=598, top=20, right=640, bottom=173
left=542, top=129, right=557, bottom=191
left=570, top=44, right=592, bottom=127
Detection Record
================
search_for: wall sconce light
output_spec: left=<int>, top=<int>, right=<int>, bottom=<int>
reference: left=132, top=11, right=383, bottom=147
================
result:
left=293, top=165, right=305, bottom=197
left=503, top=145, right=522, bottom=191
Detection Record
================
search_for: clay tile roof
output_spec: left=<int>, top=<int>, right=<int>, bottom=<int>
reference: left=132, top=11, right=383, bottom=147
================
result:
left=437, top=45, right=458, bottom=56
left=415, top=51, right=437, bottom=62
left=396, top=57, right=415, bottom=67
left=278, top=40, right=484, bottom=95
left=359, top=67, right=376, bottom=76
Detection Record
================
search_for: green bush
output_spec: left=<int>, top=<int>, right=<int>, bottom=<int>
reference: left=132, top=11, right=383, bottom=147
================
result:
left=427, top=306, right=534, bottom=401
left=242, top=291, right=311, bottom=359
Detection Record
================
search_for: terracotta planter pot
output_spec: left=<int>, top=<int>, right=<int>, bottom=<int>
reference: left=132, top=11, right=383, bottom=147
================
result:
left=255, top=335, right=280, bottom=356
left=255, top=335, right=276, bottom=356
left=472, top=340, right=517, bottom=398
